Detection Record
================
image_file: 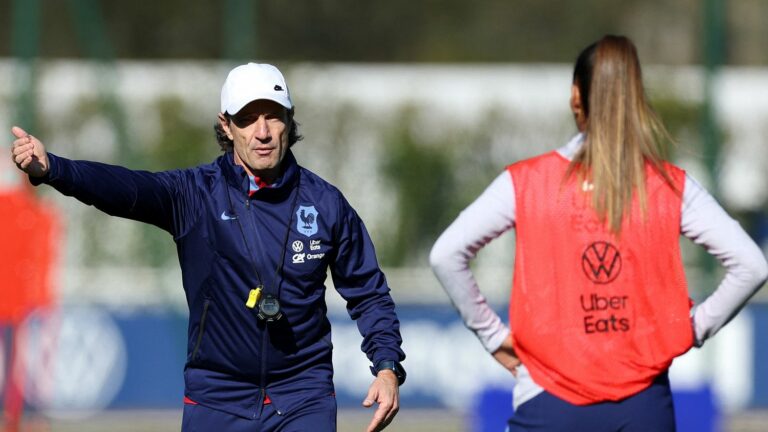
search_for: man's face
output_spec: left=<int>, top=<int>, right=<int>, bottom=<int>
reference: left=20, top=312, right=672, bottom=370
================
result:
left=220, top=99, right=290, bottom=181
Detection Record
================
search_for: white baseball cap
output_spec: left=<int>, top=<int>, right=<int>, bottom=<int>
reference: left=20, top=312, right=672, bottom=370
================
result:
left=220, top=63, right=293, bottom=115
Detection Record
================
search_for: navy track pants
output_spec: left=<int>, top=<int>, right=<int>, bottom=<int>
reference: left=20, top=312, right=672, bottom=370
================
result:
left=507, top=372, right=676, bottom=432
left=181, top=395, right=337, bottom=432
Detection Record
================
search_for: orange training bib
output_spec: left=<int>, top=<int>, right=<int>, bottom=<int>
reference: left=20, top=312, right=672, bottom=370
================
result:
left=507, top=152, right=693, bottom=404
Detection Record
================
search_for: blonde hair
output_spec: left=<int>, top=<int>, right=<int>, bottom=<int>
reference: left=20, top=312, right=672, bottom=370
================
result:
left=568, top=35, right=676, bottom=234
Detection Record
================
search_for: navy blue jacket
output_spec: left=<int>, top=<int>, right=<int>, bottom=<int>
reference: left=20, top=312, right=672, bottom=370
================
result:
left=35, top=150, right=405, bottom=418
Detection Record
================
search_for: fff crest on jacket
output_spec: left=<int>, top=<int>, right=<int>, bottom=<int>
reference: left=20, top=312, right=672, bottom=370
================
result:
left=296, top=205, right=319, bottom=237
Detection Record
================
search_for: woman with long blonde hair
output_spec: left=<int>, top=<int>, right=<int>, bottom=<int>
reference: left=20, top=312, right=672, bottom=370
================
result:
left=431, top=35, right=767, bottom=431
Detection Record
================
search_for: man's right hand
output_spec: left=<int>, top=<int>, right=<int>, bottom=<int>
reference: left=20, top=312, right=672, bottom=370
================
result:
left=11, top=126, right=49, bottom=178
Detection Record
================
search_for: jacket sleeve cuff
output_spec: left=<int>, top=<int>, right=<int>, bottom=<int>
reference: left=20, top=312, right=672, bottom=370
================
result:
left=28, top=152, right=58, bottom=186
left=371, top=348, right=405, bottom=366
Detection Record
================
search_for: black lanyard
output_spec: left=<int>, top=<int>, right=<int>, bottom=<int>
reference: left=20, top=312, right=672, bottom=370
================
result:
left=223, top=171, right=300, bottom=321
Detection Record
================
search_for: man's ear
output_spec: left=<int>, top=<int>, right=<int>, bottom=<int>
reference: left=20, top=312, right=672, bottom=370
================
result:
left=218, top=113, right=233, bottom=140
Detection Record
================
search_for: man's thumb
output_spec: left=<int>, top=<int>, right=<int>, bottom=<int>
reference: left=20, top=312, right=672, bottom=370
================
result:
left=362, top=388, right=377, bottom=407
left=11, top=126, right=28, bottom=139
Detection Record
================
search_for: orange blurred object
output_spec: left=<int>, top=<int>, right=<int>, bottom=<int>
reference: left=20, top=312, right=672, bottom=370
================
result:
left=0, top=188, right=60, bottom=324
left=0, top=186, right=60, bottom=427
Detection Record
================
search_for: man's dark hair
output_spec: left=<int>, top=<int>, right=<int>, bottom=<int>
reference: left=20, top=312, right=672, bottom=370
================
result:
left=214, top=108, right=303, bottom=152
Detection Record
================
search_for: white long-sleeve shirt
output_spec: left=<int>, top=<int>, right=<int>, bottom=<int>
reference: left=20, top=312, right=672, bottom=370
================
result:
left=430, top=134, right=768, bottom=409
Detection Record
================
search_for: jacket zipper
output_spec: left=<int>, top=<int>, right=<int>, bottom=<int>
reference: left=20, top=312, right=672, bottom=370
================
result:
left=192, top=299, right=210, bottom=360
left=247, top=198, right=275, bottom=415
left=260, top=330, right=270, bottom=414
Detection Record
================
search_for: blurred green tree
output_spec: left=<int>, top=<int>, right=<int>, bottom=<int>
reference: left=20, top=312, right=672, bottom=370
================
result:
left=2, top=0, right=766, bottom=64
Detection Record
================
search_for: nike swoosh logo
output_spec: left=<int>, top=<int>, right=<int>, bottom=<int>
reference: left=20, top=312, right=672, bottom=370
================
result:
left=220, top=211, right=238, bottom=221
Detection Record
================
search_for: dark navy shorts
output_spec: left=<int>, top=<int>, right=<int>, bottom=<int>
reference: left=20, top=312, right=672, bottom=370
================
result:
left=507, top=372, right=676, bottom=432
left=181, top=395, right=337, bottom=432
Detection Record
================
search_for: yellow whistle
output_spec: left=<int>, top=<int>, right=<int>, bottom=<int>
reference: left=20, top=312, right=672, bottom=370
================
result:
left=246, top=286, right=262, bottom=309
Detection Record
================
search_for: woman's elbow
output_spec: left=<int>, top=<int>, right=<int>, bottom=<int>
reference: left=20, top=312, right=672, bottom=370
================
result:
left=428, top=241, right=447, bottom=270
left=754, top=255, right=768, bottom=288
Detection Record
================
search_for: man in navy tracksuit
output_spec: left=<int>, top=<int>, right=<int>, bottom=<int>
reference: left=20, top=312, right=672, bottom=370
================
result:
left=10, top=63, right=406, bottom=431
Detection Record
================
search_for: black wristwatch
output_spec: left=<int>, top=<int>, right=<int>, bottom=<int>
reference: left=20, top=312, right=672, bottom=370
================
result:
left=370, top=360, right=406, bottom=386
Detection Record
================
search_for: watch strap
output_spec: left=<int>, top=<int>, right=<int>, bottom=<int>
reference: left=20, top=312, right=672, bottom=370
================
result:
left=370, top=360, right=406, bottom=386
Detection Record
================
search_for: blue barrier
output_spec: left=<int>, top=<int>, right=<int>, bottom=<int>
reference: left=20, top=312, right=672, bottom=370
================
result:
left=0, top=303, right=765, bottom=422
left=751, top=302, right=768, bottom=407
left=472, top=387, right=512, bottom=432
left=673, top=386, right=719, bottom=432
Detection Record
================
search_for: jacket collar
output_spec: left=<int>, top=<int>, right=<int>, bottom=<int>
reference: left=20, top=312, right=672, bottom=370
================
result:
left=220, top=150, right=300, bottom=198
